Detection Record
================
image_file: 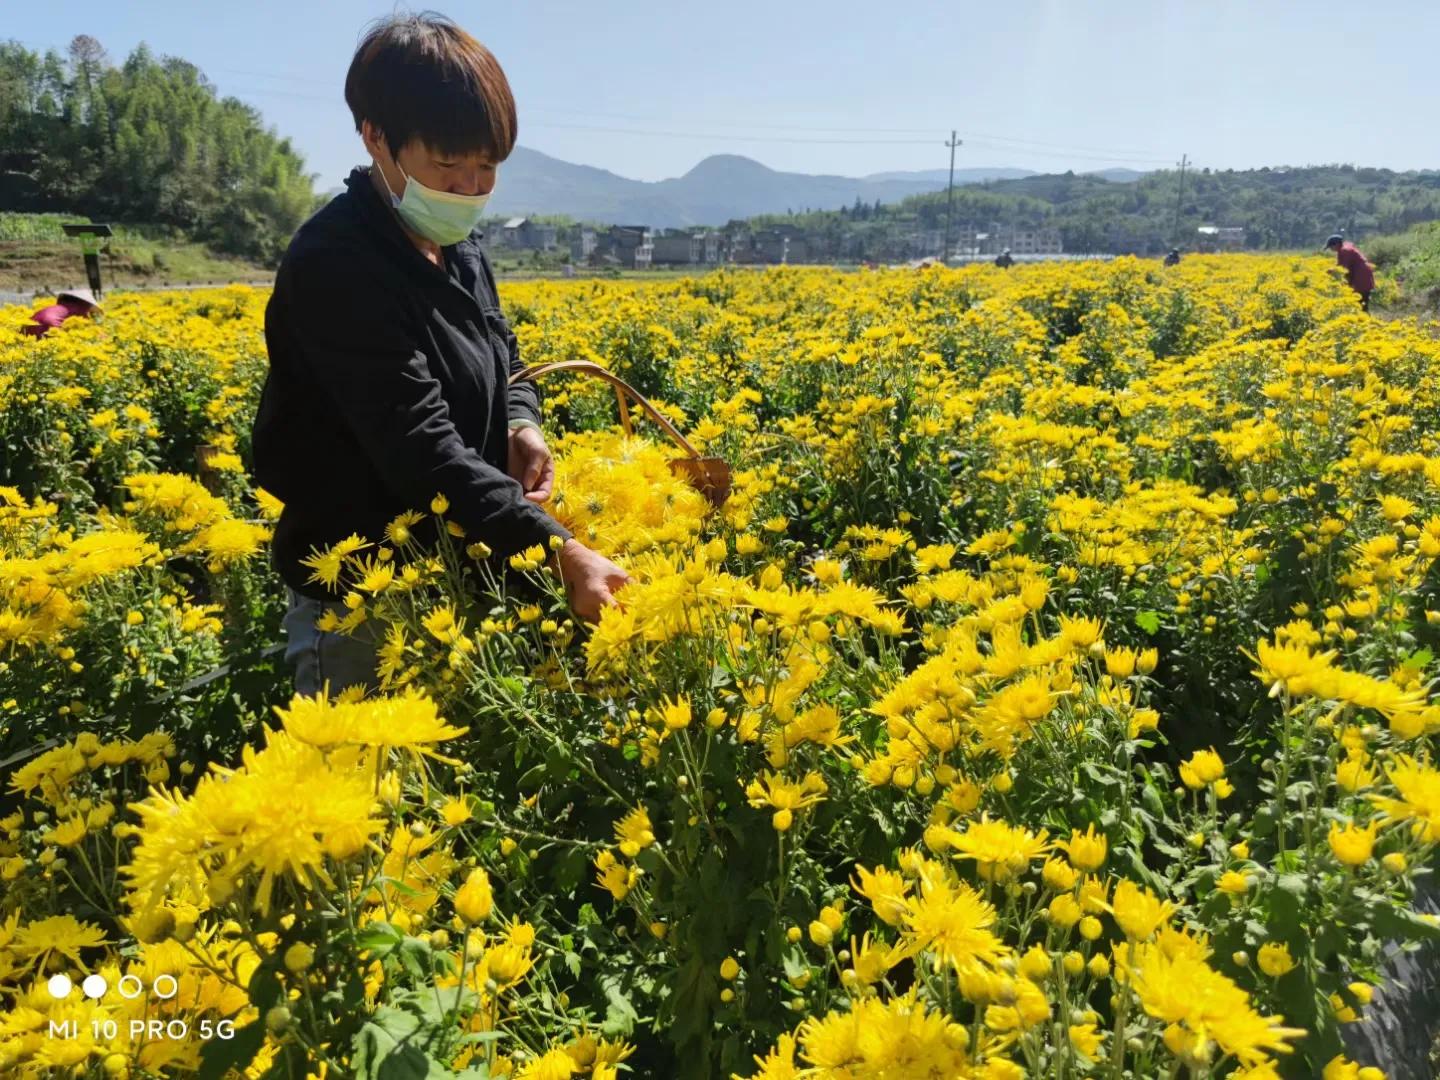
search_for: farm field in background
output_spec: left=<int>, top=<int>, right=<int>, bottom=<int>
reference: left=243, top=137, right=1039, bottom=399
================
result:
left=3, top=258, right=1440, bottom=1078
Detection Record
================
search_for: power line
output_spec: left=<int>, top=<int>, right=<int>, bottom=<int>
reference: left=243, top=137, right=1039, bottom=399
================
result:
left=950, top=128, right=1167, bottom=159
left=13, top=42, right=1184, bottom=166
left=511, top=122, right=940, bottom=147
left=217, top=68, right=1173, bottom=158
left=219, top=89, right=1173, bottom=159
left=210, top=86, right=938, bottom=145
left=193, top=61, right=1181, bottom=162
left=525, top=105, right=939, bottom=135
left=220, top=85, right=339, bottom=105
left=8, top=37, right=1203, bottom=167
left=208, top=65, right=336, bottom=87
left=961, top=139, right=1173, bottom=166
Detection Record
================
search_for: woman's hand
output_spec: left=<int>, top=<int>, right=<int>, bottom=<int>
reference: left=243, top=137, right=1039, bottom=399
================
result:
left=507, top=425, right=554, bottom=503
left=549, top=539, right=631, bottom=623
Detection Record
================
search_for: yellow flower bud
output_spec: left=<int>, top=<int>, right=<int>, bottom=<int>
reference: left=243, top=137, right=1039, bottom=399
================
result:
left=1257, top=942, right=1295, bottom=978
left=284, top=942, right=315, bottom=973
left=1019, top=945, right=1052, bottom=981
left=454, top=868, right=494, bottom=923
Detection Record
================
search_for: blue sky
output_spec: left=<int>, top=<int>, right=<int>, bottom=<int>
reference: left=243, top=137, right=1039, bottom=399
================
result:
left=16, top=0, right=1440, bottom=192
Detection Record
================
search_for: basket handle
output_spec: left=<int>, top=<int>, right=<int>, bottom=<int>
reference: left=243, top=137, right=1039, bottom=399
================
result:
left=508, top=360, right=705, bottom=460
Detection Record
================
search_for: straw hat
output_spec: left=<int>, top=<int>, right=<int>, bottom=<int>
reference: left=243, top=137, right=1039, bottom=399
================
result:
left=56, top=288, right=100, bottom=309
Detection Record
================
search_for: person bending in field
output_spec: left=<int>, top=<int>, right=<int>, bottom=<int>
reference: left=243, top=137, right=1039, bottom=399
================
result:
left=21, top=288, right=100, bottom=338
left=1325, top=233, right=1375, bottom=312
left=251, top=13, right=630, bottom=698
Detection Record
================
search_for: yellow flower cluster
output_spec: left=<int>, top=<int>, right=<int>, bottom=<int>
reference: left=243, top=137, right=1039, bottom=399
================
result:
left=4, top=257, right=1439, bottom=1076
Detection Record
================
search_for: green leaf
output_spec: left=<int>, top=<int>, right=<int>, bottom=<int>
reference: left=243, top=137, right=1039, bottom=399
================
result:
left=371, top=875, right=426, bottom=899
left=396, top=936, right=435, bottom=982
left=352, top=1005, right=451, bottom=1080
left=355, top=922, right=405, bottom=956
left=1267, top=874, right=1306, bottom=930
left=1141, top=782, right=1166, bottom=820
left=1275, top=872, right=1308, bottom=898
left=247, top=967, right=281, bottom=1013
left=1370, top=901, right=1440, bottom=945
left=1314, top=922, right=1349, bottom=962
left=1402, top=646, right=1433, bottom=670
left=600, top=972, right=639, bottom=1037
left=1250, top=806, right=1277, bottom=838
left=1135, top=610, right=1162, bottom=635
left=869, top=806, right=897, bottom=842
left=410, top=985, right=474, bottom=1023
left=198, top=1019, right=264, bottom=1080
left=1081, top=762, right=1121, bottom=787
left=551, top=846, right=589, bottom=894
left=456, top=1030, right=504, bottom=1046
left=781, top=949, right=811, bottom=980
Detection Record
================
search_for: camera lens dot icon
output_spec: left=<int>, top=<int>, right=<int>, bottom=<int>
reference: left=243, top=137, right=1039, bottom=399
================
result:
left=82, top=974, right=108, bottom=999
left=47, top=974, right=72, bottom=999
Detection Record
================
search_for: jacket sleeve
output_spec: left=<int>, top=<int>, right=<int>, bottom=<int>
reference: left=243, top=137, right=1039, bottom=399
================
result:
left=475, top=246, right=544, bottom=429
left=285, top=250, right=570, bottom=558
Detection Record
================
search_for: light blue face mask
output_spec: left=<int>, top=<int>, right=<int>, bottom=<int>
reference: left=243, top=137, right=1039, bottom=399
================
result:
left=374, top=160, right=492, bottom=246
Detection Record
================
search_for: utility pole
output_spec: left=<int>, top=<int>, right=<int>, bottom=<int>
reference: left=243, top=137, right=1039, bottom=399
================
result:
left=1173, top=153, right=1190, bottom=246
left=943, top=130, right=962, bottom=263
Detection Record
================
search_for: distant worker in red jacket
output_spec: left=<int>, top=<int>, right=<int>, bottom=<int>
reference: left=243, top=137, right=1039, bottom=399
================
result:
left=1325, top=234, right=1375, bottom=312
left=20, top=288, right=101, bottom=338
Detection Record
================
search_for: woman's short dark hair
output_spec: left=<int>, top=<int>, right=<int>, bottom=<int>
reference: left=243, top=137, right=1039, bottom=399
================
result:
left=345, top=11, right=516, bottom=161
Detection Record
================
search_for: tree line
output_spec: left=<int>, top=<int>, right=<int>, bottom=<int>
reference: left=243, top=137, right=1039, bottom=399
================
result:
left=0, top=36, right=317, bottom=262
left=752, top=165, right=1440, bottom=259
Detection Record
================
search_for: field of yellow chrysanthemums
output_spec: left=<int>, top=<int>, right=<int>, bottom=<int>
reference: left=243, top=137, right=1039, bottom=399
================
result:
left=3, top=257, right=1440, bottom=1079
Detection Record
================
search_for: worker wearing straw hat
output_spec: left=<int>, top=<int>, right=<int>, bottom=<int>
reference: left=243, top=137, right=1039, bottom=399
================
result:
left=20, top=288, right=101, bottom=339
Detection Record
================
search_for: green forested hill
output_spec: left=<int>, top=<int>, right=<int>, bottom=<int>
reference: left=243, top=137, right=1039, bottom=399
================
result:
left=755, top=165, right=1440, bottom=256
left=0, top=35, right=317, bottom=262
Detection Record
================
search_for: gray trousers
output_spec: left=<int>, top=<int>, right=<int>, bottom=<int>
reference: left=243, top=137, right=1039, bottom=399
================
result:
left=281, top=587, right=383, bottom=698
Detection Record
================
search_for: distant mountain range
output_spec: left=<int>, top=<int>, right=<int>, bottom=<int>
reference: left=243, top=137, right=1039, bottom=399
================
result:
left=484, top=148, right=1147, bottom=228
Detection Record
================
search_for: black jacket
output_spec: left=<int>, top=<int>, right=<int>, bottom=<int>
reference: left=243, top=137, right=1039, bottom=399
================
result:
left=251, top=167, right=571, bottom=601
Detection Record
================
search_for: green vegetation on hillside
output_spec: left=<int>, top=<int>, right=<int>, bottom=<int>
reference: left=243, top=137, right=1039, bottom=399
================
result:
left=0, top=212, right=270, bottom=293
left=753, top=165, right=1440, bottom=259
left=0, top=36, right=317, bottom=263
left=1367, top=221, right=1440, bottom=314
